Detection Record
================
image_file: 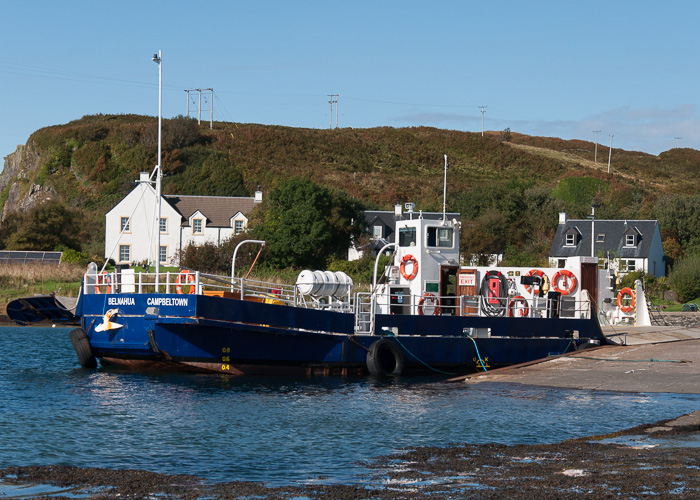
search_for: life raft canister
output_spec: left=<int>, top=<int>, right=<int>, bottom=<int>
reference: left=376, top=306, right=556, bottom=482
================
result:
left=617, top=287, right=636, bottom=313
left=551, top=269, right=577, bottom=295
left=400, top=254, right=418, bottom=281
left=508, top=295, right=529, bottom=317
left=95, top=271, right=112, bottom=294
left=417, top=292, right=441, bottom=316
left=524, top=269, right=549, bottom=295
left=176, top=269, right=196, bottom=294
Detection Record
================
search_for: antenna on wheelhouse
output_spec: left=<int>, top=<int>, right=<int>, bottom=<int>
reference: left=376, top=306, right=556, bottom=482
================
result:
left=442, top=153, right=448, bottom=222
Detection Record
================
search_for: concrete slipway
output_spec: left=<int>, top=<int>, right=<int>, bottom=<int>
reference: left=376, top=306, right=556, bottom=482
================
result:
left=455, top=313, right=700, bottom=394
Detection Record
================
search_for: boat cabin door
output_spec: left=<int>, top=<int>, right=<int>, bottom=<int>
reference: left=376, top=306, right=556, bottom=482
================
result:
left=438, top=265, right=459, bottom=315
left=456, top=269, right=478, bottom=316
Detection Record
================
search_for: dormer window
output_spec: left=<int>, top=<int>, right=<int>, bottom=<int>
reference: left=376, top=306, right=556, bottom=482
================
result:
left=565, top=233, right=575, bottom=246
left=193, top=219, right=203, bottom=234
left=372, top=225, right=383, bottom=239
left=625, top=234, right=636, bottom=246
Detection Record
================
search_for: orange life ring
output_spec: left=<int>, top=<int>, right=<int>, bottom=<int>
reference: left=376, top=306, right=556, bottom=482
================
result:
left=617, top=287, right=636, bottom=313
left=508, top=295, right=529, bottom=317
left=400, top=254, right=418, bottom=281
left=95, top=271, right=112, bottom=294
left=176, top=269, right=196, bottom=294
left=552, top=270, right=577, bottom=296
left=417, top=293, right=440, bottom=316
left=524, top=269, right=549, bottom=295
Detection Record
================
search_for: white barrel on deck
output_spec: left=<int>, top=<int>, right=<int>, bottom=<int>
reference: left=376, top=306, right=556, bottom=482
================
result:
left=296, top=270, right=354, bottom=297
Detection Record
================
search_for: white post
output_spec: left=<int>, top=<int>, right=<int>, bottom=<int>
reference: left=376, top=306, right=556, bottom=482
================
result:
left=607, top=134, right=614, bottom=173
left=153, top=50, right=163, bottom=290
left=443, top=154, right=448, bottom=221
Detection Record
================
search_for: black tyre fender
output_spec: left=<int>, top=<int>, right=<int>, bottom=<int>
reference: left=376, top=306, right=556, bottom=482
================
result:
left=366, top=338, right=404, bottom=376
left=69, top=328, right=97, bottom=369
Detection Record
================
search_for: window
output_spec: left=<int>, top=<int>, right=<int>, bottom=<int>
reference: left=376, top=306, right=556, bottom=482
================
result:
left=565, top=233, right=575, bottom=246
left=160, top=218, right=168, bottom=233
left=398, top=227, right=416, bottom=247
left=372, top=225, right=383, bottom=239
left=427, top=226, right=453, bottom=248
left=621, top=259, right=636, bottom=272
left=234, top=220, right=244, bottom=235
left=596, top=234, right=605, bottom=242
left=159, top=246, right=167, bottom=264
left=119, top=245, right=130, bottom=263
left=193, top=219, right=203, bottom=234
left=120, top=217, right=130, bottom=232
left=625, top=234, right=636, bottom=246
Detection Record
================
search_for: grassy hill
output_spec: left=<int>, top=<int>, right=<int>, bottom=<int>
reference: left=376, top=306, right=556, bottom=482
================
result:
left=1, top=114, right=698, bottom=263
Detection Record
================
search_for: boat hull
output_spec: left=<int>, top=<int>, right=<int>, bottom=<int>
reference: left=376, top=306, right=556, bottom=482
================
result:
left=77, top=292, right=606, bottom=376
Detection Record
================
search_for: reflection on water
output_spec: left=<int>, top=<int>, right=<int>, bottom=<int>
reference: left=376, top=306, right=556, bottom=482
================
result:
left=1, top=327, right=699, bottom=485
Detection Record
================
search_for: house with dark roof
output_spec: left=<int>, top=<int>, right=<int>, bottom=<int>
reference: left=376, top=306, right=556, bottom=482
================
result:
left=349, top=203, right=460, bottom=260
left=105, top=172, right=261, bottom=266
left=549, top=212, right=665, bottom=277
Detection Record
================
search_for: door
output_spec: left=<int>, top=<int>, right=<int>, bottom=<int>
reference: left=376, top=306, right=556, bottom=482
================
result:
left=456, top=269, right=478, bottom=316
left=580, top=262, right=598, bottom=309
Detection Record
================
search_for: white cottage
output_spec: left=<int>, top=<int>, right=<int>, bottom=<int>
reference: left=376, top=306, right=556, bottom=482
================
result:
left=549, top=212, right=666, bottom=277
left=105, top=172, right=261, bottom=266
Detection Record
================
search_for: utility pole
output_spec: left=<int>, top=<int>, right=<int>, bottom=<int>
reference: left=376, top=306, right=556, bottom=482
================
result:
left=607, top=134, right=614, bottom=174
left=675, top=136, right=682, bottom=148
left=184, top=88, right=214, bottom=128
left=328, top=94, right=339, bottom=129
left=593, top=130, right=601, bottom=162
left=479, top=106, right=487, bottom=136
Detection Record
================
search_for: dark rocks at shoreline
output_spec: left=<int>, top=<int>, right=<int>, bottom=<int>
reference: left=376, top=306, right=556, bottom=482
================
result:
left=1, top=414, right=699, bottom=499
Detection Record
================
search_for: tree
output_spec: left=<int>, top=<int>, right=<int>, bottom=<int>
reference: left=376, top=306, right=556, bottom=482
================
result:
left=3, top=200, right=80, bottom=251
left=251, top=177, right=365, bottom=269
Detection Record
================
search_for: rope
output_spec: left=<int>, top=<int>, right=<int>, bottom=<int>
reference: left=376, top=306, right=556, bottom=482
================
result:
left=384, top=332, right=456, bottom=376
left=244, top=246, right=264, bottom=279
left=465, top=334, right=488, bottom=372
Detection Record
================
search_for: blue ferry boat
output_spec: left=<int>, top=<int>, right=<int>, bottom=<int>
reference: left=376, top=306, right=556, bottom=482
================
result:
left=61, top=209, right=607, bottom=376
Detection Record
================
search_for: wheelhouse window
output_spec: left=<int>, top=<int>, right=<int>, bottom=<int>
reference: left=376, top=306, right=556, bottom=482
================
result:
left=398, top=227, right=416, bottom=247
left=120, top=217, right=130, bottom=232
left=193, top=219, right=203, bottom=234
left=427, top=226, right=453, bottom=248
left=625, top=234, right=636, bottom=246
left=565, top=233, right=575, bottom=246
left=119, top=245, right=130, bottom=263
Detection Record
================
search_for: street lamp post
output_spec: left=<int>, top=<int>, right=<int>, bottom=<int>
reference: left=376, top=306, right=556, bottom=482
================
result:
left=152, top=50, right=162, bottom=288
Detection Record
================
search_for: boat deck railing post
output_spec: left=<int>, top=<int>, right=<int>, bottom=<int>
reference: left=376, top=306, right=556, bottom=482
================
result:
left=195, top=271, right=201, bottom=295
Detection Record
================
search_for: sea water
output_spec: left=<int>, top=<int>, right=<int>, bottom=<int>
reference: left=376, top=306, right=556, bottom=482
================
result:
left=0, top=326, right=699, bottom=485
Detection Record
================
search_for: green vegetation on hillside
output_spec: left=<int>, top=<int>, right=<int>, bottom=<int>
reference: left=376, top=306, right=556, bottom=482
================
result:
left=2, top=114, right=700, bottom=272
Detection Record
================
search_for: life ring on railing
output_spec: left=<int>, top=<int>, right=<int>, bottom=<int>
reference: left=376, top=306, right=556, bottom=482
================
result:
left=617, top=287, right=636, bottom=313
left=417, top=293, right=441, bottom=316
left=176, top=269, right=196, bottom=294
left=508, top=295, right=529, bottom=317
left=400, top=254, right=418, bottom=281
left=552, top=270, right=577, bottom=296
left=524, top=269, right=549, bottom=295
left=95, top=271, right=112, bottom=294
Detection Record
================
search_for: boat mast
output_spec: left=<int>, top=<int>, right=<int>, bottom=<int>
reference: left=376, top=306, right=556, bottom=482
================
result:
left=442, top=153, right=448, bottom=222
left=152, top=50, right=162, bottom=288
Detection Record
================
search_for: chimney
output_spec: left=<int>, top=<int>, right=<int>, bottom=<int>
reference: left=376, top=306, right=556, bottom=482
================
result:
left=254, top=190, right=263, bottom=203
left=559, top=212, right=567, bottom=225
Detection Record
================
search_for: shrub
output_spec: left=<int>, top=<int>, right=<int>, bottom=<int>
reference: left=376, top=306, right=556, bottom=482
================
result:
left=668, top=253, right=700, bottom=303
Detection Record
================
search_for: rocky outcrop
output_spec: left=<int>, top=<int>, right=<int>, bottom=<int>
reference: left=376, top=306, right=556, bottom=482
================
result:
left=1, top=141, right=46, bottom=220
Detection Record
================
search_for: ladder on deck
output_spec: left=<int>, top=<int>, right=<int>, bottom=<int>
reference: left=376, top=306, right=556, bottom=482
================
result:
left=354, top=292, right=375, bottom=335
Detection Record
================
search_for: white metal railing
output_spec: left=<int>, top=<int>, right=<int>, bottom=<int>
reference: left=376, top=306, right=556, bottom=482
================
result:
left=83, top=270, right=593, bottom=320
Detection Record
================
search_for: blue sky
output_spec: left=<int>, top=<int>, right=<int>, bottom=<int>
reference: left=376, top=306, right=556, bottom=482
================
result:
left=1, top=0, right=698, bottom=168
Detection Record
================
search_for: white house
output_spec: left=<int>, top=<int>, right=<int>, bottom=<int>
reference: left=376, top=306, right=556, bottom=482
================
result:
left=105, top=172, right=262, bottom=266
left=549, top=212, right=666, bottom=277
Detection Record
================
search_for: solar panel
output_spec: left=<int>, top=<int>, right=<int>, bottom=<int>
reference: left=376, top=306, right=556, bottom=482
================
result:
left=0, top=251, right=63, bottom=264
